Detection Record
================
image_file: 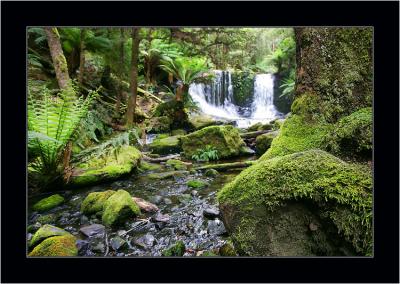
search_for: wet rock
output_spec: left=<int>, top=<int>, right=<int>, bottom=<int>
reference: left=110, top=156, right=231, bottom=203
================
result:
left=110, top=236, right=127, bottom=251
left=155, top=222, right=167, bottom=230
left=29, top=224, right=70, bottom=248
left=178, top=194, right=192, bottom=204
left=27, top=222, right=42, bottom=233
left=152, top=212, right=170, bottom=223
left=117, top=230, right=127, bottom=236
left=80, top=224, right=105, bottom=237
left=207, top=219, right=227, bottom=236
left=80, top=215, right=89, bottom=225
left=91, top=242, right=105, bottom=253
left=76, top=239, right=90, bottom=253
left=187, top=180, right=208, bottom=188
left=27, top=233, right=33, bottom=241
left=163, top=198, right=172, bottom=205
left=133, top=234, right=156, bottom=249
left=102, top=190, right=141, bottom=227
left=162, top=240, right=185, bottom=256
left=150, top=195, right=163, bottom=205
left=132, top=197, right=159, bottom=213
left=204, top=168, right=219, bottom=177
left=36, top=213, right=57, bottom=225
left=191, top=190, right=198, bottom=197
left=203, top=207, right=220, bottom=219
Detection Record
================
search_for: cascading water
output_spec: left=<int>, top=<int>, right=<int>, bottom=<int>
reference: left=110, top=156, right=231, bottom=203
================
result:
left=189, top=70, right=282, bottom=128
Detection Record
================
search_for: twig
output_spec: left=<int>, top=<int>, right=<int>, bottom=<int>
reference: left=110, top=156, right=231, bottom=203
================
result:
left=104, top=232, right=109, bottom=257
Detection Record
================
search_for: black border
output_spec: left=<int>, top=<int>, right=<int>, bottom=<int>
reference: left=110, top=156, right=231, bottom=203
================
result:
left=2, top=1, right=399, bottom=283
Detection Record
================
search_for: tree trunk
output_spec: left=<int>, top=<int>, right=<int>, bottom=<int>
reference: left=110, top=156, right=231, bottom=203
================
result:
left=116, top=28, right=125, bottom=114
left=126, top=28, right=140, bottom=127
left=44, top=27, right=71, bottom=90
left=78, top=29, right=86, bottom=85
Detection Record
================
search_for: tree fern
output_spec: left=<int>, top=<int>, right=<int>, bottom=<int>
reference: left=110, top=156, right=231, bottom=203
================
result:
left=28, top=81, right=96, bottom=187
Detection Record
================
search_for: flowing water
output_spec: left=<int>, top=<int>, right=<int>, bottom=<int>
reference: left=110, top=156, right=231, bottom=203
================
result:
left=189, top=71, right=283, bottom=128
left=27, top=155, right=255, bottom=257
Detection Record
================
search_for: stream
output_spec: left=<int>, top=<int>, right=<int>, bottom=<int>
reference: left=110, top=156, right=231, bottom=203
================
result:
left=27, top=155, right=254, bottom=257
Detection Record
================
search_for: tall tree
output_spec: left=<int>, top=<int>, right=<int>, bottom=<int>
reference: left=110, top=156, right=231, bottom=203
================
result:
left=116, top=28, right=125, bottom=114
left=126, top=28, right=141, bottom=127
left=44, top=27, right=71, bottom=90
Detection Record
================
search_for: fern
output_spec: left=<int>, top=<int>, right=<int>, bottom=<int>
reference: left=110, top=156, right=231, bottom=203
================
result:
left=28, top=81, right=96, bottom=187
left=191, top=145, right=219, bottom=162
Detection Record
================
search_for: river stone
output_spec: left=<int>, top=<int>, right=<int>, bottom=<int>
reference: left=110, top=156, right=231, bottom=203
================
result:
left=133, top=234, right=156, bottom=249
left=29, top=224, right=70, bottom=248
left=76, top=239, right=90, bottom=254
left=110, top=236, right=127, bottom=251
left=204, top=168, right=219, bottom=177
left=102, top=190, right=141, bottom=227
left=191, top=190, right=198, bottom=197
left=80, top=215, right=89, bottom=225
left=80, top=224, right=105, bottom=237
left=91, top=242, right=105, bottom=253
left=152, top=212, right=170, bottom=223
left=203, top=207, right=220, bottom=219
left=207, top=219, right=227, bottom=236
left=132, top=197, right=159, bottom=213
left=32, top=194, right=65, bottom=212
left=163, top=198, right=172, bottom=205
left=178, top=194, right=192, bottom=204
left=149, top=195, right=163, bottom=205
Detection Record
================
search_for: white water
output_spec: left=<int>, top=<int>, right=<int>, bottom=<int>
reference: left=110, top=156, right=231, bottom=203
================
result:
left=189, top=71, right=282, bottom=128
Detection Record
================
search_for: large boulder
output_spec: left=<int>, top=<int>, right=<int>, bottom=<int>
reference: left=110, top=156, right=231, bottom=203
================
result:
left=218, top=150, right=372, bottom=256
left=102, top=190, right=141, bottom=227
left=148, top=135, right=182, bottom=155
left=153, top=99, right=189, bottom=129
left=80, top=190, right=116, bottom=215
left=32, top=194, right=64, bottom=212
left=29, top=234, right=78, bottom=257
left=180, top=125, right=247, bottom=159
left=188, top=114, right=219, bottom=130
left=69, top=146, right=141, bottom=188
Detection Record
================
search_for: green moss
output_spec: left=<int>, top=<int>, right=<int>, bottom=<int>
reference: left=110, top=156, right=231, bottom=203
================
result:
left=219, top=241, right=237, bottom=256
left=187, top=180, right=209, bottom=188
left=149, top=135, right=182, bottom=155
left=70, top=146, right=141, bottom=188
left=139, top=161, right=162, bottom=171
left=201, top=251, right=218, bottom=257
left=32, top=194, right=64, bottom=212
left=255, top=131, right=279, bottom=156
left=37, top=214, right=57, bottom=225
left=161, top=240, right=185, bottom=256
left=261, top=114, right=332, bottom=160
left=218, top=149, right=372, bottom=255
left=248, top=122, right=272, bottom=132
left=166, top=159, right=187, bottom=170
left=146, top=116, right=172, bottom=133
left=325, top=107, right=372, bottom=158
left=180, top=125, right=246, bottom=159
left=204, top=168, right=219, bottom=177
left=147, top=171, right=188, bottom=180
left=188, top=114, right=218, bottom=130
left=29, top=224, right=69, bottom=248
left=80, top=190, right=116, bottom=215
left=171, top=129, right=187, bottom=136
left=29, top=235, right=78, bottom=257
left=102, top=190, right=140, bottom=227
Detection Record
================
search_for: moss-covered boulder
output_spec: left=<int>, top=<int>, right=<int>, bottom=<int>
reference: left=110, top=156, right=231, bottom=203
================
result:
left=171, top=129, right=187, bottom=136
left=80, top=190, right=116, bottom=215
left=147, top=170, right=189, bottom=180
left=180, top=125, right=247, bottom=159
left=102, top=190, right=141, bottom=227
left=139, top=161, right=162, bottom=171
left=161, top=240, right=185, bottom=256
left=187, top=180, right=209, bottom=188
left=153, top=99, right=189, bottom=129
left=325, top=107, right=372, bottom=159
left=32, top=194, right=64, bottom=212
left=29, top=224, right=70, bottom=248
left=204, top=168, right=219, bottom=177
left=146, top=116, right=172, bottom=133
left=36, top=214, right=57, bottom=225
left=149, top=135, right=182, bottom=155
left=166, top=159, right=188, bottom=170
left=69, top=146, right=141, bottom=188
left=247, top=122, right=273, bottom=132
left=219, top=241, right=237, bottom=256
left=188, top=114, right=219, bottom=130
left=255, top=131, right=279, bottom=156
left=29, top=235, right=78, bottom=257
left=218, top=150, right=372, bottom=256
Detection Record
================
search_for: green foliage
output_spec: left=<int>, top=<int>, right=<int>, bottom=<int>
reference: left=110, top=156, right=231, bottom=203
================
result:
left=28, top=81, right=96, bottom=188
left=279, top=76, right=295, bottom=98
left=160, top=56, right=208, bottom=86
left=191, top=145, right=219, bottom=162
left=218, top=149, right=372, bottom=255
left=161, top=240, right=185, bottom=256
left=231, top=71, right=255, bottom=107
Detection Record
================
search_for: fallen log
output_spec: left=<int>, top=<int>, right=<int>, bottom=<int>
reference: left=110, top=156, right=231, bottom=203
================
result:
left=240, top=130, right=270, bottom=139
left=195, top=160, right=257, bottom=171
left=142, top=154, right=180, bottom=162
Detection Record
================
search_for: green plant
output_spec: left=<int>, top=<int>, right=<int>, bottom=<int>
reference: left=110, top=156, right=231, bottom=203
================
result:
left=279, top=77, right=295, bottom=98
left=28, top=82, right=96, bottom=188
left=191, top=145, right=219, bottom=162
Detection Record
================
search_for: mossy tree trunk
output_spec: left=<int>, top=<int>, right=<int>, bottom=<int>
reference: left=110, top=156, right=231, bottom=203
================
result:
left=126, top=27, right=141, bottom=127
left=44, top=27, right=71, bottom=90
left=78, top=28, right=86, bottom=85
left=294, top=27, right=373, bottom=121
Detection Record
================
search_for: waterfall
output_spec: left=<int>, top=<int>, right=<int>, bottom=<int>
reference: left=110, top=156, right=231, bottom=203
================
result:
left=189, top=71, right=282, bottom=128
left=251, top=74, right=280, bottom=121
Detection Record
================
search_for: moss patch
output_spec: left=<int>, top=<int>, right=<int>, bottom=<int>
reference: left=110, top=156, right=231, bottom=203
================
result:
left=102, top=190, right=140, bottom=227
left=80, top=190, right=116, bottom=215
left=147, top=171, right=188, bottom=180
left=37, top=214, right=57, bottom=225
left=166, top=159, right=188, bottom=170
left=188, top=114, right=218, bottom=130
left=145, top=116, right=172, bottom=133
left=32, top=194, right=64, bottom=212
left=161, top=240, right=185, bottom=256
left=29, top=235, right=78, bottom=257
left=218, top=150, right=372, bottom=255
left=139, top=161, right=162, bottom=171
left=180, top=125, right=246, bottom=159
left=29, top=224, right=69, bottom=248
left=149, top=135, right=182, bottom=155
left=187, top=180, right=209, bottom=188
left=255, top=131, right=279, bottom=156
